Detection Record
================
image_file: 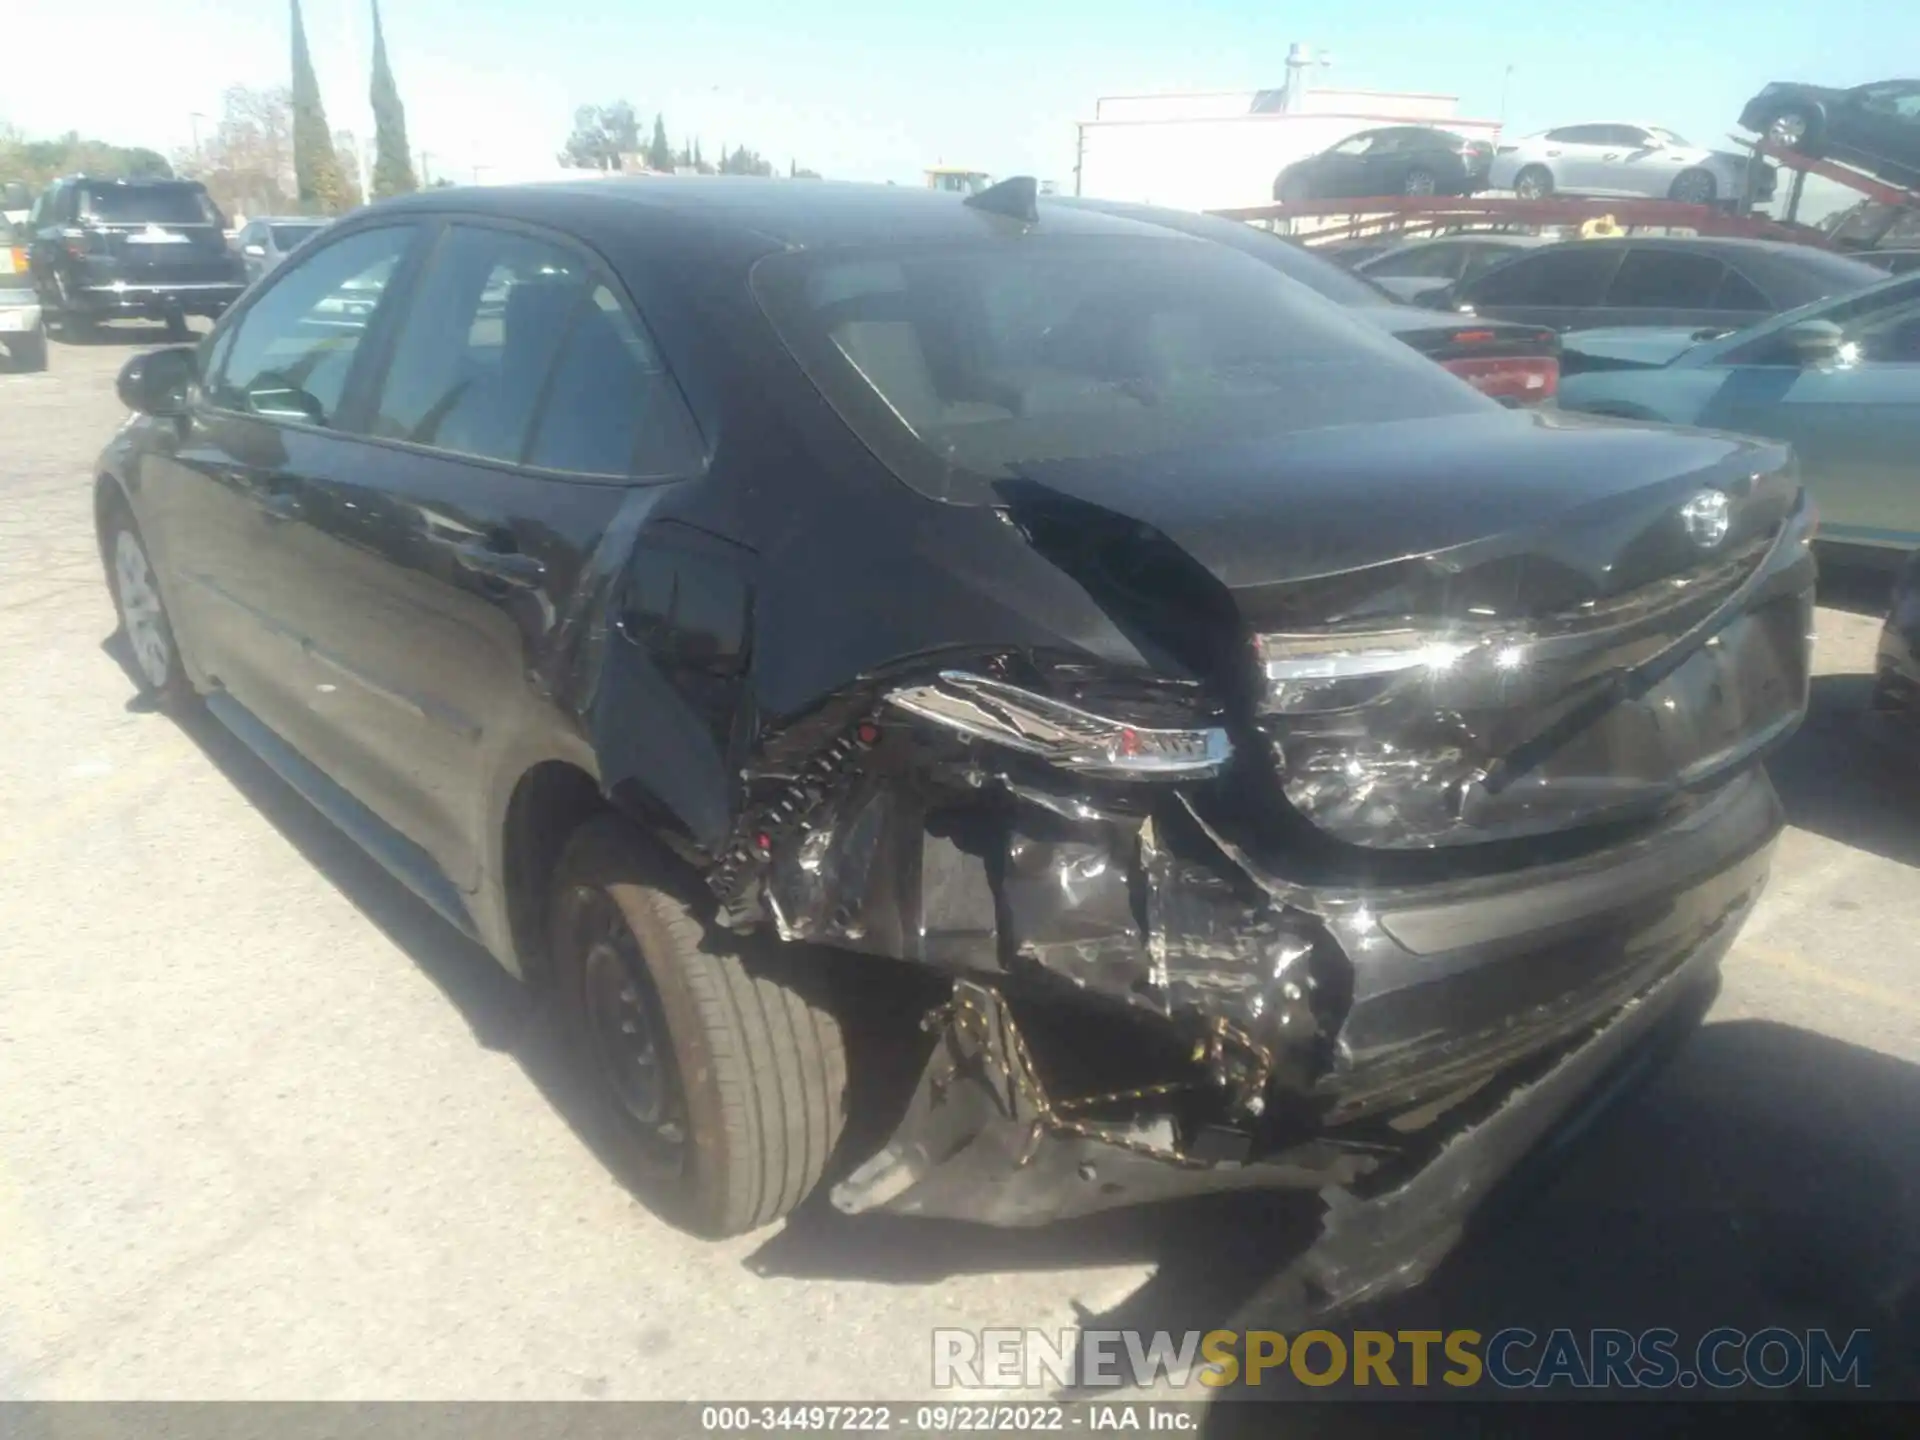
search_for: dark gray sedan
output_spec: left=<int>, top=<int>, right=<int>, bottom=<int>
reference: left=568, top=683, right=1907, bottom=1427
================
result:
left=1441, top=237, right=1886, bottom=333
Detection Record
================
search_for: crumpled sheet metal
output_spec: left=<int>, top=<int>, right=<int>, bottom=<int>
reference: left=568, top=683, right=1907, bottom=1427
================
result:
left=829, top=981, right=1377, bottom=1226
left=755, top=755, right=1340, bottom=1067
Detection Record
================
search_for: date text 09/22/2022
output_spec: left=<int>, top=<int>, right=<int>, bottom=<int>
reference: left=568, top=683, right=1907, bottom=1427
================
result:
left=700, top=1405, right=1192, bottom=1433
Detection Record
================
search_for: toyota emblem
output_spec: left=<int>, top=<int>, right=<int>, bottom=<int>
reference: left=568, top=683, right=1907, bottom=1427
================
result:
left=1679, top=490, right=1731, bottom=550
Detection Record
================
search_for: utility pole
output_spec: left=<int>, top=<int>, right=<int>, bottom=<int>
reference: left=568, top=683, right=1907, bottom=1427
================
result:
left=1500, top=64, right=1515, bottom=126
left=418, top=150, right=433, bottom=186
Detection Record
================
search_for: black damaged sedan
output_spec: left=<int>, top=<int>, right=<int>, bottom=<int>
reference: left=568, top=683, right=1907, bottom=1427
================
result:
left=95, top=177, right=1815, bottom=1266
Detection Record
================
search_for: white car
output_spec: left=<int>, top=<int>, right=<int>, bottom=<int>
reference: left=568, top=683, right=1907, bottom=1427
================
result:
left=1489, top=123, right=1777, bottom=208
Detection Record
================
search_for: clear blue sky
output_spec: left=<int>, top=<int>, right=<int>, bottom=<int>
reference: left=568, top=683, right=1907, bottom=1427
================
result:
left=8, top=1, right=1917, bottom=202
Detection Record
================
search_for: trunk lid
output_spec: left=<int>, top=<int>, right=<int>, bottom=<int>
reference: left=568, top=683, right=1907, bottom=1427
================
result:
left=1001, top=409, right=1814, bottom=850
left=88, top=221, right=237, bottom=283
left=77, top=182, right=237, bottom=285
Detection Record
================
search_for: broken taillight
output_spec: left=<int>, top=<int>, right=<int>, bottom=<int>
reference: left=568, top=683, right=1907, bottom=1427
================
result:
left=885, top=671, right=1231, bottom=778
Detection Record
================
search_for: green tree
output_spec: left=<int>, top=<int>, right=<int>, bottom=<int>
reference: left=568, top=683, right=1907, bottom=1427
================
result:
left=290, top=0, right=352, bottom=213
left=692, top=137, right=708, bottom=173
left=647, top=113, right=672, bottom=171
left=367, top=0, right=417, bottom=198
left=560, top=102, right=638, bottom=170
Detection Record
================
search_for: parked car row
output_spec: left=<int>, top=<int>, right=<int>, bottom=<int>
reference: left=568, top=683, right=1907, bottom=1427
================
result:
left=1274, top=121, right=1779, bottom=209
left=93, top=175, right=1816, bottom=1263
left=1273, top=77, right=1920, bottom=216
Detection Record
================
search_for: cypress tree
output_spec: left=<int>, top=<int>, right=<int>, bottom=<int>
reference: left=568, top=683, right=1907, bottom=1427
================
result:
left=291, top=0, right=352, bottom=213
left=368, top=0, right=418, bottom=198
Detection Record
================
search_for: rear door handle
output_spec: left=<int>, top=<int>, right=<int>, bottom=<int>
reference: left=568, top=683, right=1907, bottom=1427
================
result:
left=453, top=542, right=546, bottom=589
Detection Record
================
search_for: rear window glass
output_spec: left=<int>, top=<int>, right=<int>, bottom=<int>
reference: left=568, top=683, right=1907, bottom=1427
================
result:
left=82, top=184, right=218, bottom=226
left=753, top=235, right=1488, bottom=503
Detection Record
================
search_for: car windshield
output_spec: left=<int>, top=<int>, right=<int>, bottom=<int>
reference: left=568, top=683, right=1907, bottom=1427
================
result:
left=269, top=223, right=325, bottom=250
left=82, top=184, right=218, bottom=225
left=755, top=233, right=1488, bottom=501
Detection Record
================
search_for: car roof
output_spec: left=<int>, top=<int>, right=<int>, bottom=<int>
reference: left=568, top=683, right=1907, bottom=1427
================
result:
left=364, top=176, right=1184, bottom=252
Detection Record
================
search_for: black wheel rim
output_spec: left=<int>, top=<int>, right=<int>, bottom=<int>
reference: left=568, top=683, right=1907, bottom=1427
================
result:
left=1406, top=171, right=1435, bottom=196
left=573, top=888, right=687, bottom=1165
left=1675, top=174, right=1713, bottom=204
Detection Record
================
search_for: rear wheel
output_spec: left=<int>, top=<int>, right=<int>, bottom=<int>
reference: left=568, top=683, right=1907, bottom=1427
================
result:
left=1403, top=167, right=1438, bottom=197
left=1764, top=108, right=1819, bottom=153
left=1670, top=169, right=1718, bottom=205
left=101, top=502, right=193, bottom=709
left=548, top=817, right=848, bottom=1238
left=1513, top=165, right=1554, bottom=200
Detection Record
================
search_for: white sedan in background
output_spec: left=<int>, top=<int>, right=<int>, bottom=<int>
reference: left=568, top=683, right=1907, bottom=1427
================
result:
left=1490, top=123, right=1777, bottom=207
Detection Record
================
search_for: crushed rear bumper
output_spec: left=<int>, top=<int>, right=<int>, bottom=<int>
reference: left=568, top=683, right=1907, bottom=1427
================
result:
left=831, top=769, right=1778, bottom=1228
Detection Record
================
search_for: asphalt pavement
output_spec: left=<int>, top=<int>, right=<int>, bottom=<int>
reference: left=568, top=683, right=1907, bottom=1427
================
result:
left=2, top=329, right=1917, bottom=1409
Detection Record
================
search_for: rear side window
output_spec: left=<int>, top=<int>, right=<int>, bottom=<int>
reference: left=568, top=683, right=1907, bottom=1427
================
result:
left=523, top=285, right=685, bottom=476
left=1468, top=246, right=1619, bottom=306
left=1605, top=250, right=1728, bottom=309
left=368, top=225, right=588, bottom=463
left=210, top=224, right=417, bottom=426
left=81, top=184, right=218, bottom=226
left=754, top=234, right=1490, bottom=503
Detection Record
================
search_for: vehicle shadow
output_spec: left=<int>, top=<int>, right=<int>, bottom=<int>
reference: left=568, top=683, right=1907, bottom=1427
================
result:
left=96, top=631, right=1919, bottom=1421
left=1767, top=670, right=1920, bottom=869
left=1197, top=1020, right=1920, bottom=1430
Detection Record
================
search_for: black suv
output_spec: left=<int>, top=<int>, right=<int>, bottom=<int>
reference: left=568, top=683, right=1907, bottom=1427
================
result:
left=94, top=180, right=1812, bottom=1272
left=28, top=176, right=246, bottom=337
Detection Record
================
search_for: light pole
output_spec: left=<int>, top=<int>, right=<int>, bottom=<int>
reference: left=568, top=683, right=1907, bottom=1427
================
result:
left=189, top=111, right=212, bottom=160
left=1499, top=65, right=1515, bottom=126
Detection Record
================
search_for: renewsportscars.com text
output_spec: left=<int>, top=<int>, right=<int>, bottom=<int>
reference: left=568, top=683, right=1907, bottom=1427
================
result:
left=933, top=1327, right=1872, bottom=1391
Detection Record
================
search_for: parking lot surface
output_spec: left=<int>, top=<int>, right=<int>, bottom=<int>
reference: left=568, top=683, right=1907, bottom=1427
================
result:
left=3, top=333, right=1919, bottom=1404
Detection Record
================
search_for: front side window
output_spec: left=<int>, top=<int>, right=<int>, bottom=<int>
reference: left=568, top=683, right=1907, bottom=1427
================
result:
left=367, top=224, right=589, bottom=463
left=1605, top=250, right=1728, bottom=308
left=1330, top=134, right=1376, bottom=156
left=1859, top=84, right=1920, bottom=120
left=209, top=224, right=417, bottom=426
left=754, top=235, right=1490, bottom=503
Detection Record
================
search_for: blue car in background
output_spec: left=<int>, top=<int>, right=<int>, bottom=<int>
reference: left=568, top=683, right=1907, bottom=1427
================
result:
left=1557, top=270, right=1920, bottom=559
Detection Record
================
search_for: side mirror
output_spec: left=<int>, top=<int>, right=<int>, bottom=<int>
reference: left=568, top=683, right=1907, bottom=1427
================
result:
left=117, top=347, right=197, bottom=417
left=242, top=243, right=266, bottom=258
left=1781, top=318, right=1845, bottom=365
